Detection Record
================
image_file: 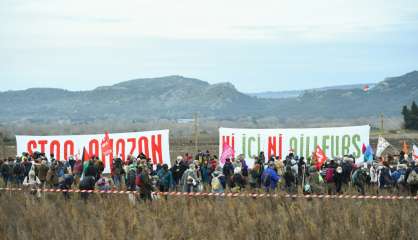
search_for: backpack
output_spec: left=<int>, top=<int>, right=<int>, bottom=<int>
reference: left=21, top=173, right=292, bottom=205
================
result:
left=407, top=170, right=418, bottom=185
left=211, top=177, right=221, bottom=191
left=325, top=168, right=335, bottom=183
left=261, top=171, right=271, bottom=187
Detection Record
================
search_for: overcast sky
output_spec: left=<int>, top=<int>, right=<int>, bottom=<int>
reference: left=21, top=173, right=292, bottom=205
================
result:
left=1, top=0, right=418, bottom=92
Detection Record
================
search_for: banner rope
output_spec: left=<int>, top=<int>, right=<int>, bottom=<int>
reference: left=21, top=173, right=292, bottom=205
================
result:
left=0, top=188, right=417, bottom=200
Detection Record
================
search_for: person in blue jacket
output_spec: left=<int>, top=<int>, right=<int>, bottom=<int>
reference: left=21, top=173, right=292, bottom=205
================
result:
left=262, top=162, right=280, bottom=192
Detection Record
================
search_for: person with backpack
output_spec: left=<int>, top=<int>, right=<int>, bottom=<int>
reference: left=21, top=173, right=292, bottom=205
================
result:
left=261, top=162, right=280, bottom=192
left=406, top=163, right=418, bottom=196
left=324, top=163, right=336, bottom=195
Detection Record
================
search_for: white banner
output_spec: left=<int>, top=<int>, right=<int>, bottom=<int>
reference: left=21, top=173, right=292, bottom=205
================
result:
left=16, top=130, right=170, bottom=173
left=219, top=125, right=370, bottom=166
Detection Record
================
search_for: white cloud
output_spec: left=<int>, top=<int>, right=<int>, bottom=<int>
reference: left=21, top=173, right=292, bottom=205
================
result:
left=1, top=0, right=418, bottom=47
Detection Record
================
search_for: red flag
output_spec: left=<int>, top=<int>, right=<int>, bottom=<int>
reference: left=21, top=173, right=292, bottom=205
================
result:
left=82, top=147, right=90, bottom=162
left=362, top=143, right=367, bottom=154
left=220, top=143, right=234, bottom=165
left=315, top=145, right=327, bottom=170
left=363, top=85, right=369, bottom=92
left=101, top=131, right=113, bottom=156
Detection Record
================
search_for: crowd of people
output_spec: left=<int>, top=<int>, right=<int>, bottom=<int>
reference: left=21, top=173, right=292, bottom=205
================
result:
left=1, top=150, right=418, bottom=201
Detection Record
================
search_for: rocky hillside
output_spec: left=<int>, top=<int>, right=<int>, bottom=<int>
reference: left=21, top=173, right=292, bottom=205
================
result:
left=0, top=72, right=417, bottom=122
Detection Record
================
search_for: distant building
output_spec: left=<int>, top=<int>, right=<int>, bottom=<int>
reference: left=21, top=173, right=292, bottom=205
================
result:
left=177, top=118, right=194, bottom=124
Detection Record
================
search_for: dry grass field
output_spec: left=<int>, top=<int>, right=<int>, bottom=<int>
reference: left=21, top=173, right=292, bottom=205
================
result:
left=0, top=191, right=417, bottom=240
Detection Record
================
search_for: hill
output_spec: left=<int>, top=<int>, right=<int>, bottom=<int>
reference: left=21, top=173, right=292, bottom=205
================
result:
left=0, top=72, right=417, bottom=123
left=248, top=83, right=376, bottom=99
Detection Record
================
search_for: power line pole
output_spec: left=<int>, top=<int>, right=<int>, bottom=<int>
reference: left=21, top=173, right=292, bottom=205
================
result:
left=194, top=113, right=199, bottom=154
left=380, top=113, right=384, bottom=134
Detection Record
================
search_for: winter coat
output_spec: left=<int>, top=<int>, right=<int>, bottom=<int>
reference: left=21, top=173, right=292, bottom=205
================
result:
left=171, top=164, right=187, bottom=184
left=231, top=173, right=245, bottom=190
left=157, top=169, right=174, bottom=189
left=37, top=164, right=49, bottom=181
left=263, top=167, right=280, bottom=190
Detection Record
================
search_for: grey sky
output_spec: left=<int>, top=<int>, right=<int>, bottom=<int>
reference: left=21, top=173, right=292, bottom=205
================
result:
left=1, top=0, right=418, bottom=92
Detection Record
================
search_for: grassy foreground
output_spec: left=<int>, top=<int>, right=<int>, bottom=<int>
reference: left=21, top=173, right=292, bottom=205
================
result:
left=0, top=192, right=417, bottom=240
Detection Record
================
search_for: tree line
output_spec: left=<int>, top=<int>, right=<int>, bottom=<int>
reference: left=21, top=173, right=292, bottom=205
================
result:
left=402, top=101, right=418, bottom=130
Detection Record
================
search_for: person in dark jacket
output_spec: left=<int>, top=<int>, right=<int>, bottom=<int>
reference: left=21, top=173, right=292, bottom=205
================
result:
left=112, top=157, right=124, bottom=189
left=59, top=174, right=74, bottom=200
left=138, top=166, right=153, bottom=202
left=79, top=176, right=95, bottom=201
left=223, top=158, right=234, bottom=188
left=84, top=160, right=98, bottom=179
left=171, top=156, right=187, bottom=190
left=157, top=164, right=173, bottom=193
left=13, top=159, right=25, bottom=186
left=231, top=167, right=245, bottom=192
left=0, top=159, right=13, bottom=187
left=283, top=165, right=295, bottom=193
left=353, top=167, right=368, bottom=195
left=334, top=166, right=344, bottom=194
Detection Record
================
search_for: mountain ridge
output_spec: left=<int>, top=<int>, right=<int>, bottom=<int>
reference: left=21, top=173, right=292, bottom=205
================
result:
left=1, top=71, right=417, bottom=122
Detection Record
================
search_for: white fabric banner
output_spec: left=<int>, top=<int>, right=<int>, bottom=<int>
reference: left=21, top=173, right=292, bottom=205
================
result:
left=219, top=125, right=370, bottom=166
left=375, top=136, right=391, bottom=157
left=16, top=130, right=170, bottom=173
